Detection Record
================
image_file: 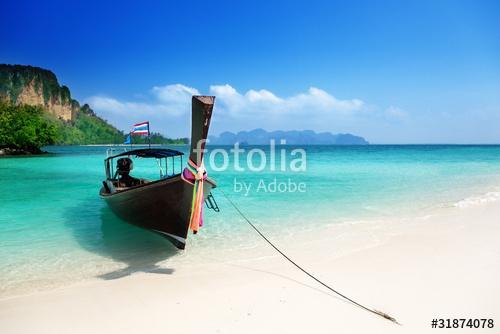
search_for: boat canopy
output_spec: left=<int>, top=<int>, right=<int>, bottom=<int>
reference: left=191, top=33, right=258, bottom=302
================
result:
left=106, top=148, right=184, bottom=161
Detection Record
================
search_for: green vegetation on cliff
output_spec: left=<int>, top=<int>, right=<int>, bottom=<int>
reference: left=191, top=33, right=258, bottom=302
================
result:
left=51, top=109, right=126, bottom=145
left=0, top=101, right=126, bottom=148
left=0, top=102, right=57, bottom=152
left=132, top=132, right=189, bottom=145
left=0, top=64, right=186, bottom=152
left=0, top=101, right=187, bottom=151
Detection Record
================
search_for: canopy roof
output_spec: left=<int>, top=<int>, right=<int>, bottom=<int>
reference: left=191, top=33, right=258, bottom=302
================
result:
left=106, top=148, right=184, bottom=160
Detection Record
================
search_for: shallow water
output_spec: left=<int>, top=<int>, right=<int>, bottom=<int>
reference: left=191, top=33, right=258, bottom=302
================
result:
left=1, top=145, right=500, bottom=296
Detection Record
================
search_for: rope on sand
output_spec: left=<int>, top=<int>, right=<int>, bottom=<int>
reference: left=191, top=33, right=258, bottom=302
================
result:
left=218, top=188, right=400, bottom=325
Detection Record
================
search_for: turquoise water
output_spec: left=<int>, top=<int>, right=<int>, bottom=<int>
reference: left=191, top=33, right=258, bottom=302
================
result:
left=1, top=145, right=500, bottom=296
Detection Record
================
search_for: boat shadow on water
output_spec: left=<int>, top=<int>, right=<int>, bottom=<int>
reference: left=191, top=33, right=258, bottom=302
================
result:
left=64, top=201, right=178, bottom=280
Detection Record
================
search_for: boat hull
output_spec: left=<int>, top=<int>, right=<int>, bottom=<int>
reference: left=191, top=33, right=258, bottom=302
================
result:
left=100, top=175, right=214, bottom=249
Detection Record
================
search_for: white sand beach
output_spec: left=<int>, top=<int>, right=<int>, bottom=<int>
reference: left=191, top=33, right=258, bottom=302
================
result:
left=1, top=200, right=499, bottom=334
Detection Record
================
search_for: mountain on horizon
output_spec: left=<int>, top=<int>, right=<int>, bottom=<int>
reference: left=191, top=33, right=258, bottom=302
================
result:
left=209, top=128, right=369, bottom=145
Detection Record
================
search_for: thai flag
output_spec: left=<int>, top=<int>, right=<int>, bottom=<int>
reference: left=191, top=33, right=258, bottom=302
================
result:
left=131, top=121, right=149, bottom=136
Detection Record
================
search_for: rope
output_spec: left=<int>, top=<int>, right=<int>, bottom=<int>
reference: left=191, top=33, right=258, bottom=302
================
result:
left=181, top=159, right=207, bottom=233
left=218, top=188, right=400, bottom=325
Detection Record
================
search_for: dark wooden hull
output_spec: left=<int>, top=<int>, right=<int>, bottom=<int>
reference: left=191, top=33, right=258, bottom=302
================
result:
left=100, top=175, right=215, bottom=249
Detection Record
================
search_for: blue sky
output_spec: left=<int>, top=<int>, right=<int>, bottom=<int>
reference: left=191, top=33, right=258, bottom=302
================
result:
left=1, top=0, right=499, bottom=143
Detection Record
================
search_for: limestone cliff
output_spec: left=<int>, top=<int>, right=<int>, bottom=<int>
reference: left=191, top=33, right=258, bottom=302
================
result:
left=0, top=64, right=78, bottom=121
left=0, top=64, right=127, bottom=145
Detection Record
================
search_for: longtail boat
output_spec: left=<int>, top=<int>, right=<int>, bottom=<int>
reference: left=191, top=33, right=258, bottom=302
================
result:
left=99, top=96, right=219, bottom=249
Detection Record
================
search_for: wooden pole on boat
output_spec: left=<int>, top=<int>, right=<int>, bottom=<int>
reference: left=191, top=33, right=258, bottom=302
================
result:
left=148, top=122, right=151, bottom=149
left=189, top=96, right=215, bottom=165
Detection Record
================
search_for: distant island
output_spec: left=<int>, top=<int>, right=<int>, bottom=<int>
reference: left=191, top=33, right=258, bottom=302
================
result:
left=0, top=64, right=187, bottom=155
left=209, top=129, right=369, bottom=145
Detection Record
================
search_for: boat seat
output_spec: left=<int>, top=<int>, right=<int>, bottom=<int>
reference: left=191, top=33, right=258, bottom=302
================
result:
left=112, top=178, right=150, bottom=190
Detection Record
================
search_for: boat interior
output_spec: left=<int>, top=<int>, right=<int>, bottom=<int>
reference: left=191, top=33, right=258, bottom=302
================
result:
left=102, top=148, right=184, bottom=194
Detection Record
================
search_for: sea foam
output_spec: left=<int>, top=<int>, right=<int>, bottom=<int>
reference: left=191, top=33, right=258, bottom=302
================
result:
left=454, top=191, right=500, bottom=208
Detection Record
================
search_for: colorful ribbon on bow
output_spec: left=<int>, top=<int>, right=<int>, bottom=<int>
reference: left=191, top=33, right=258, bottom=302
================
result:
left=181, top=159, right=207, bottom=234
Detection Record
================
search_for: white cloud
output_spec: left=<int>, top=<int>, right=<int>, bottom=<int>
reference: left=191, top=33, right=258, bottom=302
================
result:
left=87, top=84, right=198, bottom=117
left=86, top=84, right=378, bottom=137
left=85, top=83, right=500, bottom=143
left=152, top=84, right=199, bottom=104
left=290, top=87, right=364, bottom=113
left=385, top=106, right=409, bottom=120
left=86, top=96, right=186, bottom=117
left=246, top=89, right=282, bottom=104
left=86, top=96, right=125, bottom=113
left=209, top=84, right=364, bottom=117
